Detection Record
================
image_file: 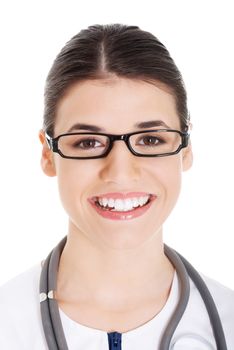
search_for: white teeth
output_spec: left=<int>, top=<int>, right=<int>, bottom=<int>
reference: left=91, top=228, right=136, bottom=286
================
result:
left=139, top=196, right=147, bottom=206
left=102, top=198, right=108, bottom=207
left=114, top=199, right=124, bottom=211
left=108, top=198, right=115, bottom=207
left=124, top=198, right=134, bottom=211
left=97, top=195, right=150, bottom=211
left=132, top=197, right=139, bottom=207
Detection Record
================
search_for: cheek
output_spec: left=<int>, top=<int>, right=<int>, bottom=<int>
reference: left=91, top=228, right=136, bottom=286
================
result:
left=150, top=157, right=183, bottom=204
left=55, top=160, right=97, bottom=213
left=165, top=159, right=182, bottom=209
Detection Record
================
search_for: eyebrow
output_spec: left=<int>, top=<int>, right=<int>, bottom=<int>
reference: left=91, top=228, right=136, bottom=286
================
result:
left=67, top=120, right=170, bottom=133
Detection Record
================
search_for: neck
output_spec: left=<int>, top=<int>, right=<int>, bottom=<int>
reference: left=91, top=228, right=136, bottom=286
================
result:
left=56, top=222, right=174, bottom=309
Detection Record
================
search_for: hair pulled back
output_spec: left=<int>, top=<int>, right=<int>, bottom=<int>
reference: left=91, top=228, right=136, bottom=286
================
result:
left=43, top=23, right=189, bottom=136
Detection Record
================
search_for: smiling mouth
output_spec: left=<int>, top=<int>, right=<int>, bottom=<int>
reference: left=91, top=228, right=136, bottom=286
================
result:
left=94, top=194, right=153, bottom=212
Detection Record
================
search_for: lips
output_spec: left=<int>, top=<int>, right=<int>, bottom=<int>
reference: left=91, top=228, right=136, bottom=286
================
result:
left=88, top=192, right=156, bottom=220
left=91, top=192, right=153, bottom=210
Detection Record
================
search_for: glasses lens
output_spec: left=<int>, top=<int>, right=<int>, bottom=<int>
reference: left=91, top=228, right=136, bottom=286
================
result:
left=58, top=134, right=110, bottom=158
left=129, top=131, right=181, bottom=155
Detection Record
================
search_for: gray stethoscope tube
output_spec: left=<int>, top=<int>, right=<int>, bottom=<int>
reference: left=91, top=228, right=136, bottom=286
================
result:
left=39, top=236, right=227, bottom=349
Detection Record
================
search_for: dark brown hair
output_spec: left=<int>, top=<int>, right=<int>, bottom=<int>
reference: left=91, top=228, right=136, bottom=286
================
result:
left=43, top=23, right=189, bottom=136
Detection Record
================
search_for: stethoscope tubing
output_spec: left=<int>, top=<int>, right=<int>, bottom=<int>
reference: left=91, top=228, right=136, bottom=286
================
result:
left=40, top=237, right=227, bottom=350
left=40, top=237, right=68, bottom=350
left=40, top=249, right=59, bottom=349
left=176, top=252, right=227, bottom=350
left=159, top=245, right=190, bottom=349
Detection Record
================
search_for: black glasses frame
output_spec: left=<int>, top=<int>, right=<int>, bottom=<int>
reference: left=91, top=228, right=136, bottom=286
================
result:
left=45, top=129, right=190, bottom=160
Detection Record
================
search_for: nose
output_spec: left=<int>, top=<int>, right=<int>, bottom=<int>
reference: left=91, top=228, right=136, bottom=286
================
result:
left=99, top=140, right=141, bottom=185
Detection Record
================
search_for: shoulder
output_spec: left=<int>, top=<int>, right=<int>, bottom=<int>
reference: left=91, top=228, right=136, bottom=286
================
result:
left=187, top=272, right=234, bottom=347
left=196, top=273, right=234, bottom=313
left=200, top=273, right=234, bottom=329
left=0, top=263, right=47, bottom=349
left=0, top=262, right=42, bottom=308
left=172, top=271, right=234, bottom=348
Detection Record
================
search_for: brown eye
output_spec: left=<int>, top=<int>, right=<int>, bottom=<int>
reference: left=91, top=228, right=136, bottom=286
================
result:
left=73, top=138, right=102, bottom=149
left=137, top=135, right=164, bottom=146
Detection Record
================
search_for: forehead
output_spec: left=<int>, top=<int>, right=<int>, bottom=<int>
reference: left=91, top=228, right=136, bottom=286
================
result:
left=54, top=78, right=180, bottom=135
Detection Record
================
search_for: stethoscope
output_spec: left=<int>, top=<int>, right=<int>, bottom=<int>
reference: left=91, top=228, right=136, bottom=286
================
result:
left=39, top=236, right=227, bottom=349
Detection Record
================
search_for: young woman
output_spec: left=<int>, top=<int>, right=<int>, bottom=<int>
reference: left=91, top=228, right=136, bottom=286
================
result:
left=0, top=23, right=233, bottom=349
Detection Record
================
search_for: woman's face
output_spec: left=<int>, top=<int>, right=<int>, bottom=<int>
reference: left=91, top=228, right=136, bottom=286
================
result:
left=40, top=78, right=192, bottom=250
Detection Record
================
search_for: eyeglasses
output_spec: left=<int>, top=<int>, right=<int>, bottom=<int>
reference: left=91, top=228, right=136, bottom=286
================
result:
left=45, top=129, right=190, bottom=159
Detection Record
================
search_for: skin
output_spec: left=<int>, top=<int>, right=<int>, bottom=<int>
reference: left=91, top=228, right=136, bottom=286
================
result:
left=39, top=77, right=193, bottom=332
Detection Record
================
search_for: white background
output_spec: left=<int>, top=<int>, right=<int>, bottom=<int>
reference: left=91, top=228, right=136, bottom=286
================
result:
left=0, top=0, right=233, bottom=289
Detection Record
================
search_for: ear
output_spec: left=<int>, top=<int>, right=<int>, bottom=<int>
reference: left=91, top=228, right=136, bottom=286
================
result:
left=38, top=130, right=56, bottom=177
left=182, top=143, right=193, bottom=172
